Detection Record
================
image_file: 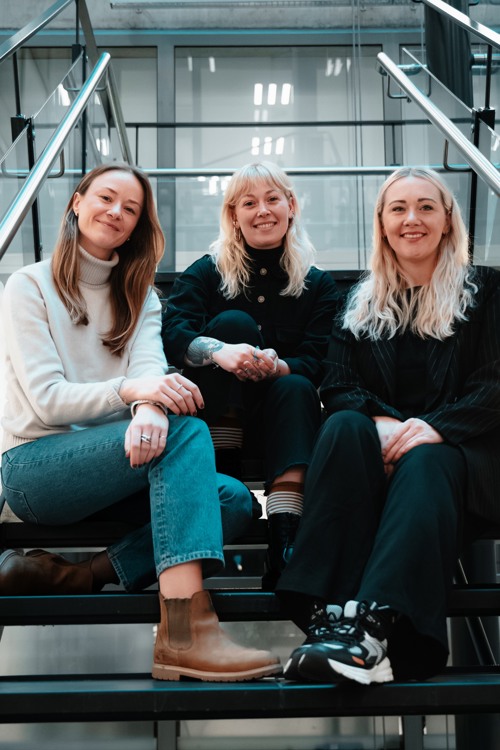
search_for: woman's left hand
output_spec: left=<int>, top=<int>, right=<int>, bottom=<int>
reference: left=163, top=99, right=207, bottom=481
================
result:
left=382, top=417, right=443, bottom=466
left=124, top=404, right=170, bottom=468
left=237, top=348, right=290, bottom=381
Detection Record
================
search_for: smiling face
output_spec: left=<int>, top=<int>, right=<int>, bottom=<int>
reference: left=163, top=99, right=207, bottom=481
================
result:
left=233, top=179, right=295, bottom=250
left=380, top=176, right=451, bottom=284
left=72, top=170, right=144, bottom=260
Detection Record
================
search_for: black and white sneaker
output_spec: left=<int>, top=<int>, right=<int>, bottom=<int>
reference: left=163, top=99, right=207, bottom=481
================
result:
left=283, top=602, right=343, bottom=681
left=298, top=600, right=394, bottom=685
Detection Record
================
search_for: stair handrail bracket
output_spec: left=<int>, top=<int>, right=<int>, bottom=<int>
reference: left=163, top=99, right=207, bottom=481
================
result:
left=0, top=52, right=111, bottom=262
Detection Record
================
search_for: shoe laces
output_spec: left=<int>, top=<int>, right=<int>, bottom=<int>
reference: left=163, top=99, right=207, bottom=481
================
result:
left=328, top=600, right=388, bottom=646
left=307, top=602, right=343, bottom=640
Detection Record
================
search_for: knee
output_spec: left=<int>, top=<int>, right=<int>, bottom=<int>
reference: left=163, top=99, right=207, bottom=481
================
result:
left=268, top=374, right=318, bottom=402
left=206, top=310, right=261, bottom=344
left=395, top=445, right=465, bottom=507
left=322, top=410, right=377, bottom=442
left=308, top=411, right=381, bottom=469
left=170, top=414, right=211, bottom=445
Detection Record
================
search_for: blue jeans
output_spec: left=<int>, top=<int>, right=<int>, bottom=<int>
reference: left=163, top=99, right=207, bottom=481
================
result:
left=1, top=416, right=252, bottom=591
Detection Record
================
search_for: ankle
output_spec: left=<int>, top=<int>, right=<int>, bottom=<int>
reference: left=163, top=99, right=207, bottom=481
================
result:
left=363, top=602, right=399, bottom=641
left=266, top=481, right=304, bottom=517
left=88, top=551, right=119, bottom=592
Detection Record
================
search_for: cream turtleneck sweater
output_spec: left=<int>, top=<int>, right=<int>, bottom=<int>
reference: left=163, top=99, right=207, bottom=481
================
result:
left=1, top=247, right=167, bottom=453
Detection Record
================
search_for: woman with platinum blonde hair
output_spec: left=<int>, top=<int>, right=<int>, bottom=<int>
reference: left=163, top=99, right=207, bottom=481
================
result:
left=344, top=166, right=475, bottom=341
left=163, top=161, right=339, bottom=589
left=277, top=167, right=500, bottom=687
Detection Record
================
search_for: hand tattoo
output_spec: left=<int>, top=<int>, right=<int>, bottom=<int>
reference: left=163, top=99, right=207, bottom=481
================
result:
left=186, top=336, right=224, bottom=366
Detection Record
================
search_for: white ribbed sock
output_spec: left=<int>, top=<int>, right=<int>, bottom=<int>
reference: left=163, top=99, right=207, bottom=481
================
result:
left=266, top=481, right=304, bottom=516
left=208, top=423, right=243, bottom=450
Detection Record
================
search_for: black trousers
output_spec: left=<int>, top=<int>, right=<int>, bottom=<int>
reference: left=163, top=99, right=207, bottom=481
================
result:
left=183, top=310, right=322, bottom=488
left=276, top=410, right=467, bottom=679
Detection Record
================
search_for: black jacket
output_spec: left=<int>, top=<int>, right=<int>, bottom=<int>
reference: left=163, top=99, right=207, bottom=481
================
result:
left=320, top=265, right=500, bottom=522
left=163, top=250, right=340, bottom=387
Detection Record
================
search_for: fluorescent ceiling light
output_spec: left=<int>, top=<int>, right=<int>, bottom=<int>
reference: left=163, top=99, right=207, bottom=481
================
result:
left=281, top=83, right=292, bottom=105
left=267, top=83, right=277, bottom=106
left=254, top=83, right=263, bottom=106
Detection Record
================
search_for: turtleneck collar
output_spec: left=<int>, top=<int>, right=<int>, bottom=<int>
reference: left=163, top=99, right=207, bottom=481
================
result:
left=245, top=243, right=285, bottom=268
left=78, top=246, right=119, bottom=288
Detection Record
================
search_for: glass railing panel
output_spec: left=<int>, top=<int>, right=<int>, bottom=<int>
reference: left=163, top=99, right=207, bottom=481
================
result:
left=25, top=53, right=112, bottom=171
left=0, top=59, right=20, bottom=159
left=175, top=45, right=384, bottom=126
left=475, top=183, right=500, bottom=266
left=0, top=75, right=117, bottom=277
left=470, top=44, right=500, bottom=112
left=175, top=124, right=386, bottom=171
left=399, top=46, right=473, bottom=136
left=165, top=172, right=385, bottom=274
left=109, top=123, right=157, bottom=169
left=472, top=117, right=500, bottom=266
left=12, top=47, right=75, bottom=124
left=0, top=124, right=36, bottom=282
left=34, top=96, right=120, bottom=264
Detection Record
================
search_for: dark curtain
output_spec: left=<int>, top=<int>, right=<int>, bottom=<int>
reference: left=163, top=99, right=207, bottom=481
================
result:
left=425, top=0, right=474, bottom=107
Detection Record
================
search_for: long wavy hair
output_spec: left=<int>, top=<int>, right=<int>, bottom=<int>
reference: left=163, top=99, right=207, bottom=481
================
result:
left=51, top=163, right=165, bottom=356
left=343, top=167, right=476, bottom=340
left=210, top=162, right=316, bottom=298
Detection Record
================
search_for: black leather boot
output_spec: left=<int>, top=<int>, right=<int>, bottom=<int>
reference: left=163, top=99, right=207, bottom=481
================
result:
left=261, top=512, right=301, bottom=591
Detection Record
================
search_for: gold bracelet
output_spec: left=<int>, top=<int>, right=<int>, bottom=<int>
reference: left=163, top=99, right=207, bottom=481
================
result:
left=130, top=400, right=168, bottom=417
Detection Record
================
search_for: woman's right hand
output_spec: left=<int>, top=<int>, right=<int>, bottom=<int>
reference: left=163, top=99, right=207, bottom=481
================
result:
left=120, top=374, right=204, bottom=416
left=125, top=404, right=169, bottom=469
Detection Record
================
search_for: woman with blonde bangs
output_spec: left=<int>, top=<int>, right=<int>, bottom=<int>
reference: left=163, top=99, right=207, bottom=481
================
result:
left=163, top=162, right=339, bottom=589
left=214, top=162, right=315, bottom=300
left=0, top=163, right=280, bottom=682
left=277, top=167, right=500, bottom=688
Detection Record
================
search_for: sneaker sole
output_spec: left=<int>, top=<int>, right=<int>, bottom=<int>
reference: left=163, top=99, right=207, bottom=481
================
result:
left=299, top=647, right=392, bottom=685
left=297, top=647, right=345, bottom=683
left=152, top=662, right=282, bottom=682
left=324, top=655, right=393, bottom=685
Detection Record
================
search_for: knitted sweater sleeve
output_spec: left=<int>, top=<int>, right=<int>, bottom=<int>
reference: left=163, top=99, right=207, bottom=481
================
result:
left=2, top=271, right=164, bottom=434
left=123, top=288, right=168, bottom=379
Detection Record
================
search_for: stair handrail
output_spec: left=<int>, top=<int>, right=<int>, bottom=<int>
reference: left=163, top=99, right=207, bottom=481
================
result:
left=0, top=0, right=73, bottom=66
left=0, top=52, right=111, bottom=262
left=377, top=52, right=500, bottom=197
left=0, top=0, right=133, bottom=164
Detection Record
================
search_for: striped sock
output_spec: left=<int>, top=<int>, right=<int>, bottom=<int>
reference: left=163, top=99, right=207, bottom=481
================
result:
left=266, top=481, right=304, bottom=517
left=208, top=418, right=244, bottom=450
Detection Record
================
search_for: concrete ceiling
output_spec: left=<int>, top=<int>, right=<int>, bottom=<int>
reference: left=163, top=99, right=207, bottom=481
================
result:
left=1, top=0, right=498, bottom=32
left=0, top=0, right=490, bottom=32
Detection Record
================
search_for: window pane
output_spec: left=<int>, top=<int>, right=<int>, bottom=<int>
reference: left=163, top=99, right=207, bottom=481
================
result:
left=175, top=45, right=384, bottom=167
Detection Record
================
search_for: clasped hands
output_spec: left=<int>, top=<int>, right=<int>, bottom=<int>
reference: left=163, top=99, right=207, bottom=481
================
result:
left=373, top=416, right=443, bottom=477
left=211, top=342, right=283, bottom=381
left=121, top=373, right=204, bottom=468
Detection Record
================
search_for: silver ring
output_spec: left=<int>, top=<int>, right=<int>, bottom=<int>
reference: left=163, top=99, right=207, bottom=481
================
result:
left=176, top=383, right=183, bottom=391
left=140, top=434, right=152, bottom=444
left=244, top=368, right=250, bottom=374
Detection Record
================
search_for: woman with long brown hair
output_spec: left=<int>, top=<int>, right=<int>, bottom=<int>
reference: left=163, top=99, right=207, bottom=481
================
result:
left=0, top=163, right=280, bottom=682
